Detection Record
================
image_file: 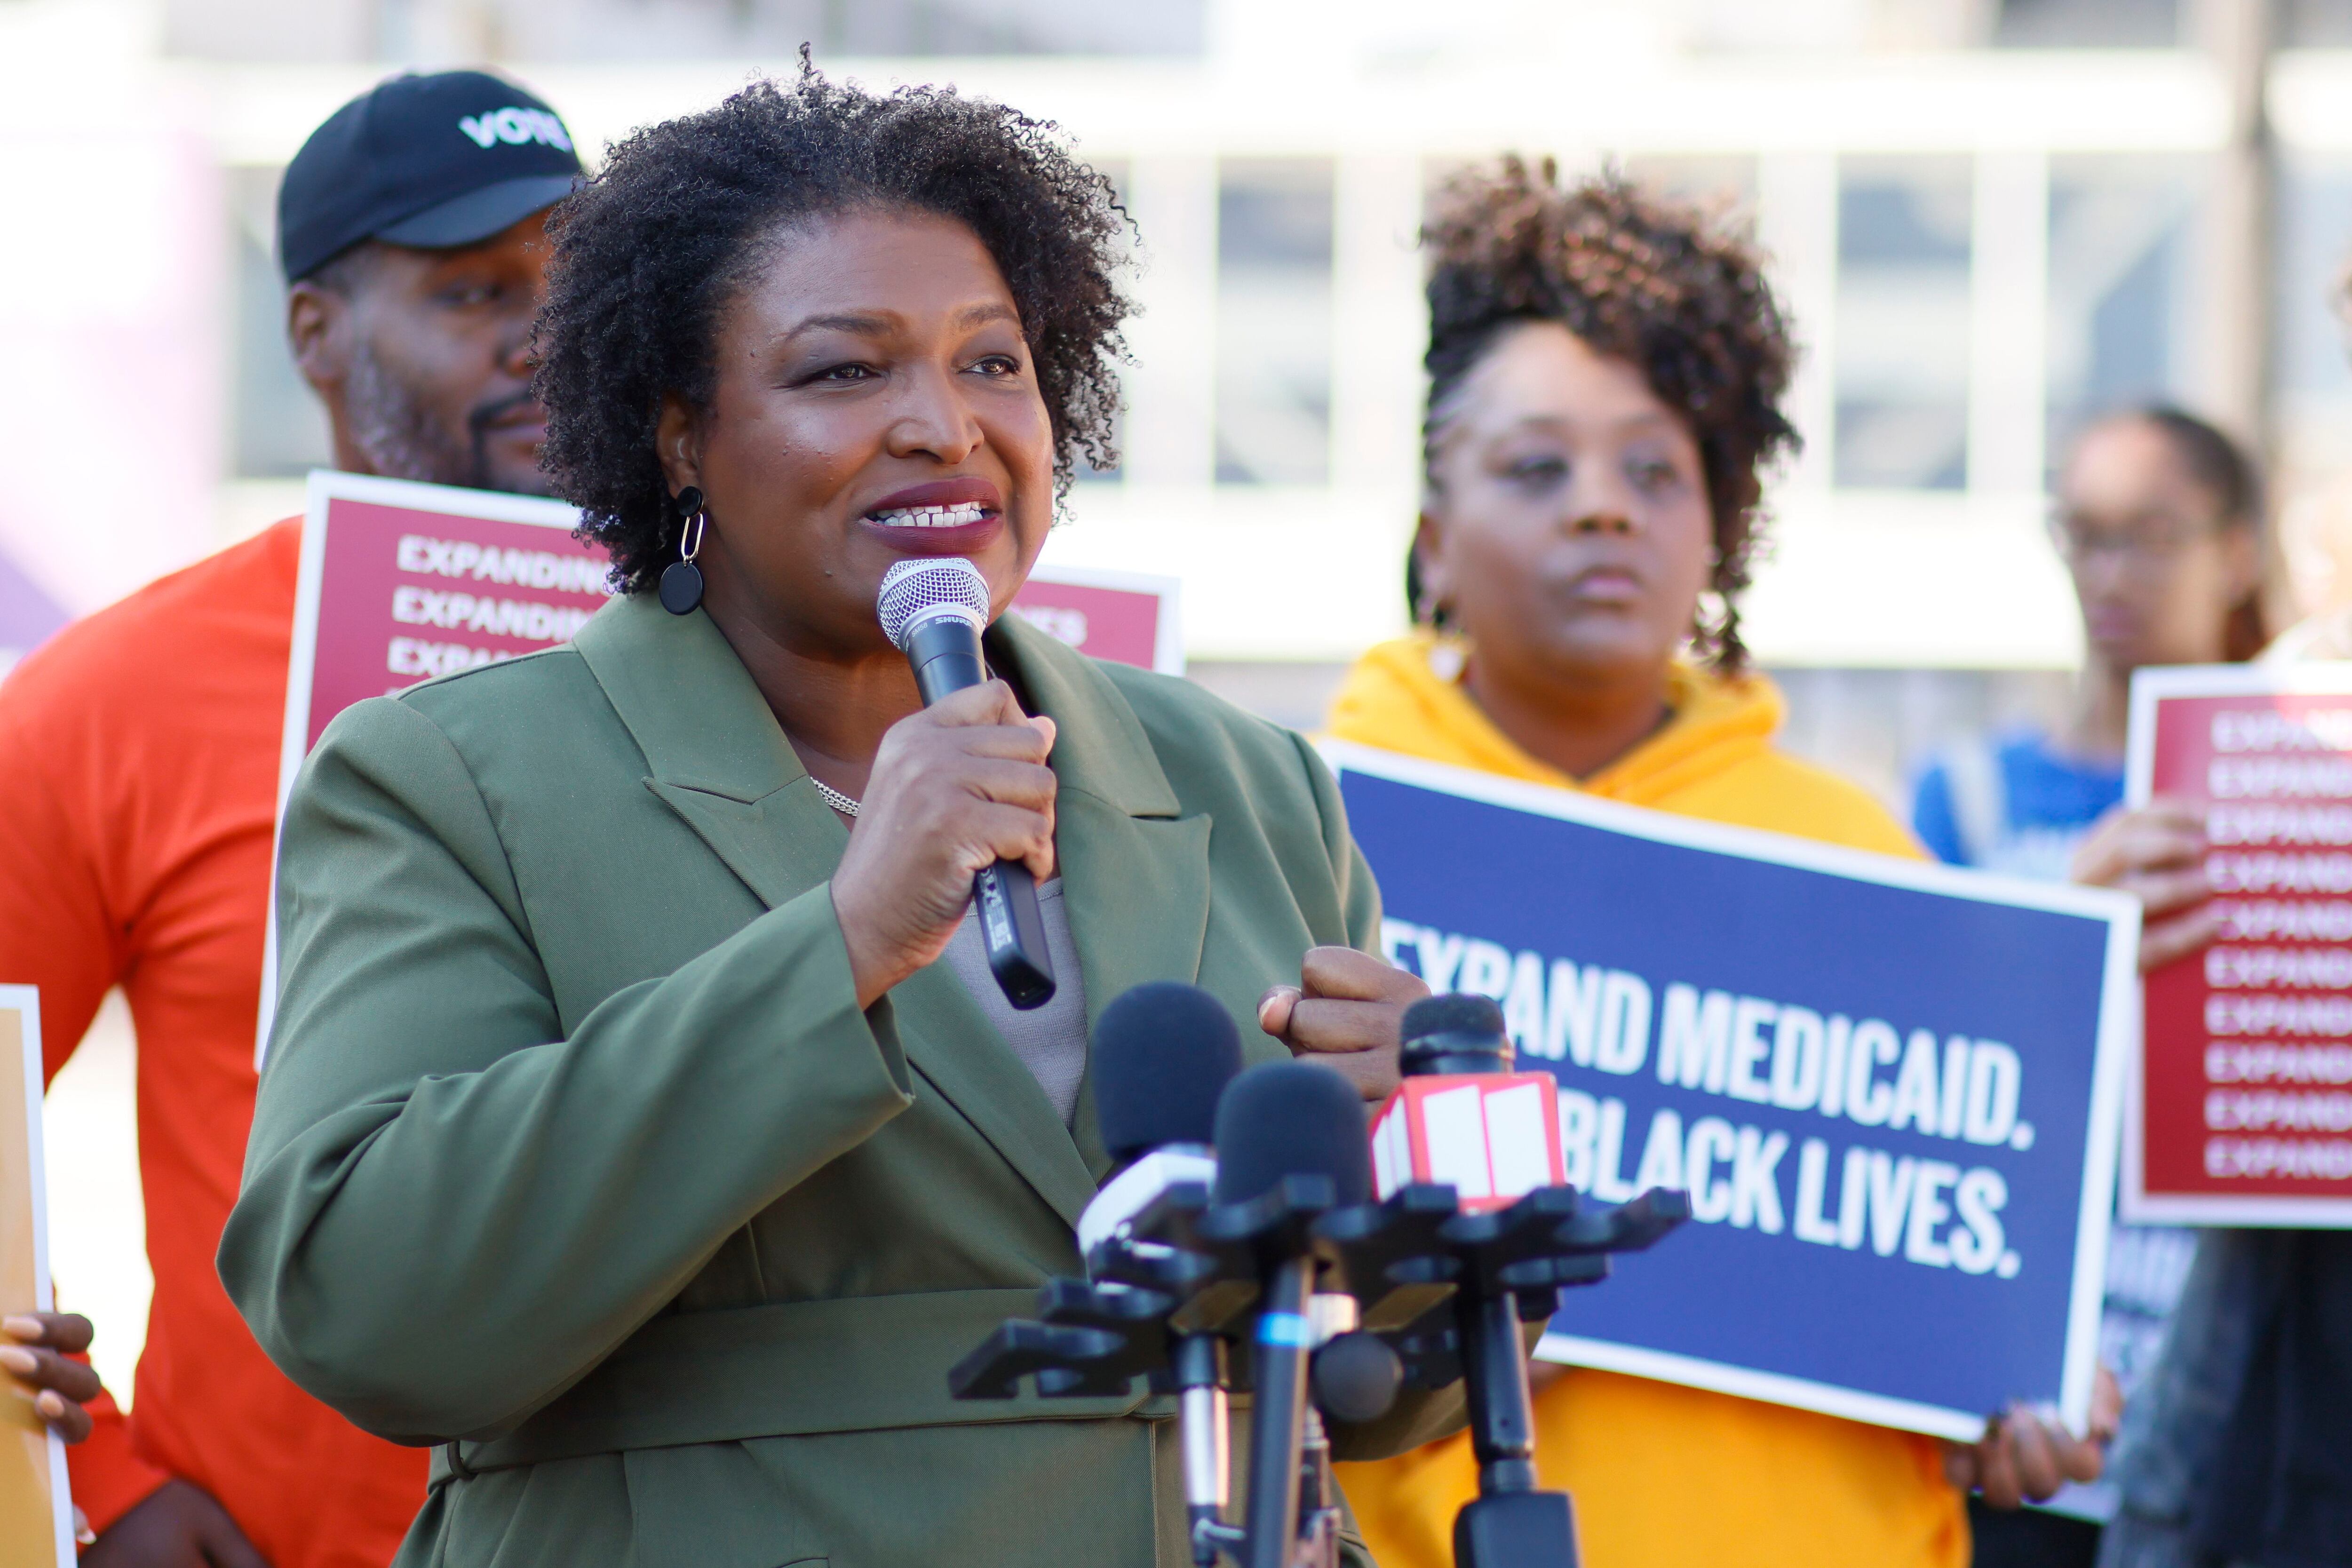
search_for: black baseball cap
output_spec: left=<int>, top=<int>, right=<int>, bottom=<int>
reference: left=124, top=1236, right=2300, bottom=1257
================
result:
left=278, top=70, right=583, bottom=283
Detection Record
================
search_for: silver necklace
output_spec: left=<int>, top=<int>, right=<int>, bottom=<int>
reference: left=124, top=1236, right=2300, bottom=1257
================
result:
left=812, top=778, right=861, bottom=818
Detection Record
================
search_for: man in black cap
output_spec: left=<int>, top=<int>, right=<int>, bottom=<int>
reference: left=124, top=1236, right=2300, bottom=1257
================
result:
left=281, top=68, right=582, bottom=495
left=0, top=70, right=580, bottom=1568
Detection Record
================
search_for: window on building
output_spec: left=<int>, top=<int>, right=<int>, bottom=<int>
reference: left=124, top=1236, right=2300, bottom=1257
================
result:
left=1215, top=158, right=1335, bottom=486
left=2044, top=155, right=2197, bottom=472
left=1835, top=157, right=1973, bottom=491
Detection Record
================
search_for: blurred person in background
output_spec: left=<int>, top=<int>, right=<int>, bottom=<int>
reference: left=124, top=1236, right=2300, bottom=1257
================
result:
left=1325, top=159, right=2112, bottom=1568
left=1914, top=408, right=2264, bottom=883
left=0, top=70, right=579, bottom=1568
left=2085, top=414, right=2352, bottom=1566
left=1912, top=408, right=2264, bottom=1567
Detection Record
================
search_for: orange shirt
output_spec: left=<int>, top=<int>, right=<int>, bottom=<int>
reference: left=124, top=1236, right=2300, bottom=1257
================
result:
left=0, top=519, right=424, bottom=1565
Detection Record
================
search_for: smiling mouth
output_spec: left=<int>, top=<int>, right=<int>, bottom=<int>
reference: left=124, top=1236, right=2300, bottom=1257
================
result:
left=866, top=502, right=992, bottom=528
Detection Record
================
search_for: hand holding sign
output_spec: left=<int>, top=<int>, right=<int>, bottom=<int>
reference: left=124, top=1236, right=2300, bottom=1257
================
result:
left=1940, top=1365, right=2121, bottom=1508
left=2072, top=798, right=2219, bottom=971
left=0, top=1313, right=99, bottom=1442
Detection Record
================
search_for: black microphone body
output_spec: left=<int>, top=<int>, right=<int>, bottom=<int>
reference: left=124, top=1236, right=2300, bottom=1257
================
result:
left=1243, top=1255, right=1315, bottom=1568
left=885, top=569, right=1056, bottom=1010
left=1213, top=1062, right=1371, bottom=1568
left=1085, top=983, right=1248, bottom=1568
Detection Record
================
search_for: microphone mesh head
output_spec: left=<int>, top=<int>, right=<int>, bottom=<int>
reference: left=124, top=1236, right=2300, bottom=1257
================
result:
left=1094, top=982, right=1244, bottom=1164
left=1212, top=1061, right=1371, bottom=1208
left=877, top=557, right=990, bottom=650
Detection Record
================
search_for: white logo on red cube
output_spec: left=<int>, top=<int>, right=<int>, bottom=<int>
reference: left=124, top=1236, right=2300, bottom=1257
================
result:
left=1370, top=1073, right=1566, bottom=1212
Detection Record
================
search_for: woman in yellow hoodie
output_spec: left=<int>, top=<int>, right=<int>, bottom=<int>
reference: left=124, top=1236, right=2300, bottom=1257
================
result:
left=1327, top=160, right=2108, bottom=1568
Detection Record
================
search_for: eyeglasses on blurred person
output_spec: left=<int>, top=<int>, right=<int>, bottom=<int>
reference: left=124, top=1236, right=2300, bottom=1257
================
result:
left=1922, top=410, right=2264, bottom=885
left=0, top=67, right=581, bottom=1568
left=1325, top=156, right=2110, bottom=1568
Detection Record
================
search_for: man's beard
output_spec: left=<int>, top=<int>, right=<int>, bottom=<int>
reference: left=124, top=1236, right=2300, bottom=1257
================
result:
left=342, top=343, right=550, bottom=496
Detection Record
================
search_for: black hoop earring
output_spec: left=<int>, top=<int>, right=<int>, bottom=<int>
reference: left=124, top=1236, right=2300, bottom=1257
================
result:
left=660, top=487, right=707, bottom=615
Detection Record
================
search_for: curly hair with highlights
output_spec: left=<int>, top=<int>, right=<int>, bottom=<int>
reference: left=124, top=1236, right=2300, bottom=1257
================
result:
left=1415, top=158, right=1799, bottom=670
left=535, top=63, right=1132, bottom=594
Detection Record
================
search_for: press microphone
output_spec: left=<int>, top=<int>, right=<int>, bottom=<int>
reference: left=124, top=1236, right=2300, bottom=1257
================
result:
left=1081, top=982, right=1245, bottom=1568
left=1372, top=995, right=1566, bottom=1210
left=1080, top=982, right=1241, bottom=1259
left=1212, top=1062, right=1371, bottom=1568
left=876, top=556, right=1056, bottom=1009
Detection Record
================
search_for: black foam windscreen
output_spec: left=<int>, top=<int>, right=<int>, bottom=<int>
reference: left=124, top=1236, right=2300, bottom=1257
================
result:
left=1093, top=982, right=1245, bottom=1163
left=1400, top=993, right=1512, bottom=1076
left=1400, top=994, right=1506, bottom=1043
left=1211, top=1061, right=1371, bottom=1208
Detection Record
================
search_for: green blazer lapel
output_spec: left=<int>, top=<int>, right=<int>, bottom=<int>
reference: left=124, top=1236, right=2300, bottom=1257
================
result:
left=991, top=619, right=1216, bottom=1182
left=888, top=961, right=1101, bottom=1228
left=572, top=596, right=1100, bottom=1225
left=572, top=594, right=843, bottom=908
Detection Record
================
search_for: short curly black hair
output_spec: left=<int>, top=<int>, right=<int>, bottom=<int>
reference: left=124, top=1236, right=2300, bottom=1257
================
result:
left=1414, top=158, right=1798, bottom=669
left=535, top=62, right=1132, bottom=593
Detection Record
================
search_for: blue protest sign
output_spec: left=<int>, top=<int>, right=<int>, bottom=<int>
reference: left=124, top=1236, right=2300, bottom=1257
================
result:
left=1327, top=743, right=2138, bottom=1440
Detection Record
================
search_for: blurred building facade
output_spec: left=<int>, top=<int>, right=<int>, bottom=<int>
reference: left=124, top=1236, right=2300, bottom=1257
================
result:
left=9, top=0, right=2352, bottom=788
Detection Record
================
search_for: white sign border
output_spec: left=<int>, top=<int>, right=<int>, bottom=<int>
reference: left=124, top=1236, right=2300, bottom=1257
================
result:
left=2121, top=661, right=2352, bottom=1226
left=4, top=985, right=73, bottom=1568
left=256, top=472, right=586, bottom=1070
left=1321, top=739, right=2141, bottom=1442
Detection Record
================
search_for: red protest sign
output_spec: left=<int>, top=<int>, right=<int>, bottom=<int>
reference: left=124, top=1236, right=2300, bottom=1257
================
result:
left=284, top=475, right=608, bottom=754
left=2124, top=663, right=2352, bottom=1225
left=1005, top=562, right=1184, bottom=676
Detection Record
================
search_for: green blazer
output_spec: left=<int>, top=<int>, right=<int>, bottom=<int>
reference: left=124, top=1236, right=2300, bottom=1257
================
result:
left=222, top=593, right=1455, bottom=1568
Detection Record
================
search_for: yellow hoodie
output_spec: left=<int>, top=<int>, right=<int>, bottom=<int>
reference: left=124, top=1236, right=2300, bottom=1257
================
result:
left=1327, top=636, right=1966, bottom=1568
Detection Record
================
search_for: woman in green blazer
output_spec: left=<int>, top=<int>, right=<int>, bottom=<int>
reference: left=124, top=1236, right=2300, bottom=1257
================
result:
left=221, top=71, right=1445, bottom=1568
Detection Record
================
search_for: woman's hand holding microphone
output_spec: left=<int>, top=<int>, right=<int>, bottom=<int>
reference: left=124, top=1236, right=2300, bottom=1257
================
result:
left=830, top=680, right=1058, bottom=1010
left=824, top=677, right=1428, bottom=1098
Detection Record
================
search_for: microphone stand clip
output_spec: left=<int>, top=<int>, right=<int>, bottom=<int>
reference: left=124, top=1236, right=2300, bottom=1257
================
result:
left=947, top=1177, right=1692, bottom=1568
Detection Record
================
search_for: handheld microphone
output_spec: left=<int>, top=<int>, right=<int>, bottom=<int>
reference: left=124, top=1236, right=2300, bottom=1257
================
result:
left=877, top=556, right=1056, bottom=1010
left=1083, top=982, right=1245, bottom=1568
left=1212, top=1062, right=1371, bottom=1568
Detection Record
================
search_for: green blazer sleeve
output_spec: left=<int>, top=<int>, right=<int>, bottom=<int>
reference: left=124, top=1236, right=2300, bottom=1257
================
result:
left=222, top=695, right=914, bottom=1442
left=1299, top=727, right=1383, bottom=960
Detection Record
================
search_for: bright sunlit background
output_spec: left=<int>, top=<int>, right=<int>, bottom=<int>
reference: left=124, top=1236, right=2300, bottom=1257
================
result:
left=8, top=0, right=2352, bottom=1401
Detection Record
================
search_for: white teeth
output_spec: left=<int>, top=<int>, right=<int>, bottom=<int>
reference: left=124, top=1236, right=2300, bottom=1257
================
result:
left=868, top=502, right=986, bottom=528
